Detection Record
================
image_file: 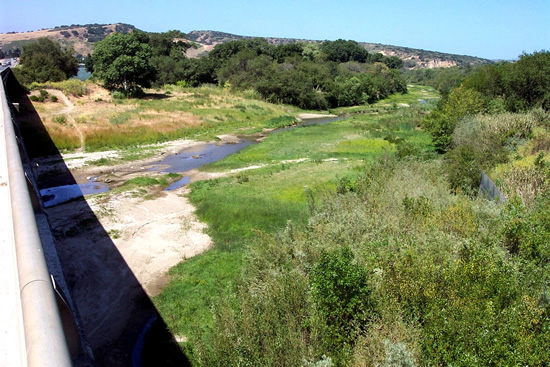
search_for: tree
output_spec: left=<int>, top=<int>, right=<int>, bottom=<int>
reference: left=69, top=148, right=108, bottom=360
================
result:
left=19, top=38, right=78, bottom=83
left=147, top=31, right=192, bottom=87
left=84, top=53, right=94, bottom=73
left=320, top=39, right=368, bottom=63
left=422, top=86, right=486, bottom=151
left=92, top=32, right=156, bottom=95
left=383, top=55, right=404, bottom=69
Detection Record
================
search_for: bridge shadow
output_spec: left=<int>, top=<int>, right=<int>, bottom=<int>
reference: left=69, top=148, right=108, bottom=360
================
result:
left=9, top=75, right=190, bottom=367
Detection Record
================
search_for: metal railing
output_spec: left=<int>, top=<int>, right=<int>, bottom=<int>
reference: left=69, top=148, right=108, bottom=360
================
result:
left=479, top=170, right=507, bottom=203
left=1, top=68, right=73, bottom=366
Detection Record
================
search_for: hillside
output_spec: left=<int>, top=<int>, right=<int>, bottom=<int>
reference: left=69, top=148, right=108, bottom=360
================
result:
left=0, top=23, right=135, bottom=58
left=186, top=30, right=492, bottom=69
left=1, top=24, right=492, bottom=69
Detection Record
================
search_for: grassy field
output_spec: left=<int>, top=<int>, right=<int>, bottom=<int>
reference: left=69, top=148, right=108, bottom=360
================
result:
left=153, top=85, right=439, bottom=359
left=22, top=81, right=301, bottom=154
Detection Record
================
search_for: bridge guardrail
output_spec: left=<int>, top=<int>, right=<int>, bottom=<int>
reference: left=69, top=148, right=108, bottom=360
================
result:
left=1, top=67, right=73, bottom=367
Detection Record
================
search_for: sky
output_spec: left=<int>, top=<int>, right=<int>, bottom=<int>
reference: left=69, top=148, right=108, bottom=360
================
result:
left=1, top=0, right=548, bottom=60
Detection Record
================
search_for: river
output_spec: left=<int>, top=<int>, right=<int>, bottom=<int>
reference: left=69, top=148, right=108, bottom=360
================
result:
left=39, top=115, right=343, bottom=206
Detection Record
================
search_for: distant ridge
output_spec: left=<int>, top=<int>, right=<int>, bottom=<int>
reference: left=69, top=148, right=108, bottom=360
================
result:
left=186, top=30, right=492, bottom=69
left=1, top=24, right=492, bottom=69
left=0, top=23, right=136, bottom=58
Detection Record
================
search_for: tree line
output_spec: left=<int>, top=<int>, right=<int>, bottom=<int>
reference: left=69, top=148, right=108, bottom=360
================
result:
left=15, top=31, right=407, bottom=109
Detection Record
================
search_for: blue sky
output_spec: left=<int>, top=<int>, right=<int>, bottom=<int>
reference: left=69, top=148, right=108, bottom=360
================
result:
left=1, top=0, right=548, bottom=60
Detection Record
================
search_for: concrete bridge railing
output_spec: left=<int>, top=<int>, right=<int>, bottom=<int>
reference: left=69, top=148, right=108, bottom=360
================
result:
left=1, top=67, right=73, bottom=367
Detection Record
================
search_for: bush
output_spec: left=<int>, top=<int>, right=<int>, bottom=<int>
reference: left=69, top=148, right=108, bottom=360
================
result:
left=52, top=115, right=67, bottom=124
left=444, top=145, right=481, bottom=194
left=50, top=95, right=58, bottom=102
left=29, top=79, right=88, bottom=97
left=311, top=246, right=374, bottom=360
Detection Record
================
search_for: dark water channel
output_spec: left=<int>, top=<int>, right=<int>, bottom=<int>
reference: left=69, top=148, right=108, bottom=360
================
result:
left=39, top=115, right=343, bottom=206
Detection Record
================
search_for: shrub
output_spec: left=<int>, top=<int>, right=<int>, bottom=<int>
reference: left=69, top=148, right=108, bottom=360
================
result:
left=176, top=80, right=190, bottom=88
left=500, top=194, right=550, bottom=263
left=52, top=115, right=67, bottom=124
left=444, top=145, right=481, bottom=194
left=311, top=246, right=374, bottom=359
left=50, top=95, right=58, bottom=102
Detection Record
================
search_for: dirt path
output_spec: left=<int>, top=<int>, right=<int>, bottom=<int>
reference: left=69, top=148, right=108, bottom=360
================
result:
left=46, top=89, right=86, bottom=151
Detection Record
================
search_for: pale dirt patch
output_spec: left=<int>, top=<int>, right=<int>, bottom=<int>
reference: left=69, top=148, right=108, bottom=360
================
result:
left=297, top=113, right=337, bottom=119
left=34, top=138, right=204, bottom=173
left=87, top=189, right=212, bottom=297
left=216, top=134, right=241, bottom=144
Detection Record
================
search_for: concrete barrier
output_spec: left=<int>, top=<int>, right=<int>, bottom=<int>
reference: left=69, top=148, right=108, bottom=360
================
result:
left=1, top=67, right=73, bottom=366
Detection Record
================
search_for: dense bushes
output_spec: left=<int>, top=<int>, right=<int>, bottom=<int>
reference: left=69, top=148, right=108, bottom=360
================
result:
left=136, top=35, right=407, bottom=108
left=193, top=157, right=549, bottom=366
left=422, top=51, right=550, bottom=153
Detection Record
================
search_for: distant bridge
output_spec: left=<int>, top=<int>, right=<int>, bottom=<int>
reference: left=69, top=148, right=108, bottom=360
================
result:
left=0, top=67, right=92, bottom=366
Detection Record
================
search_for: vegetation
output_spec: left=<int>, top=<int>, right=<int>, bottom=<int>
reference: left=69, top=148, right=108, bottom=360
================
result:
left=15, top=38, right=78, bottom=84
left=86, top=32, right=407, bottom=109
left=177, top=38, right=407, bottom=109
left=152, top=52, right=549, bottom=366
left=404, top=65, right=475, bottom=97
left=185, top=30, right=492, bottom=70
left=91, top=32, right=156, bottom=95
left=12, top=25, right=548, bottom=367
left=422, top=51, right=550, bottom=153
left=17, top=82, right=302, bottom=154
left=153, top=89, right=440, bottom=364
left=29, top=78, right=89, bottom=96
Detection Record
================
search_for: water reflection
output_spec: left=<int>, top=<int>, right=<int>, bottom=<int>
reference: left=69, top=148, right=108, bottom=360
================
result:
left=40, top=177, right=109, bottom=207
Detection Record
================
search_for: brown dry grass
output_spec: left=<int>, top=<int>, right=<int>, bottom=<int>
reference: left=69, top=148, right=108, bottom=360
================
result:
left=28, top=83, right=297, bottom=152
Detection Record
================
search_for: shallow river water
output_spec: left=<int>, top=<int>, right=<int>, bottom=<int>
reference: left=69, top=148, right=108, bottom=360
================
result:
left=40, top=115, right=343, bottom=206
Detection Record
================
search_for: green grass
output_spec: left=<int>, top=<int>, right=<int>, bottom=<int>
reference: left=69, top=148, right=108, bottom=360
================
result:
left=331, top=84, right=439, bottom=115
left=115, top=173, right=182, bottom=195
left=88, top=146, right=161, bottom=166
left=30, top=79, right=89, bottom=96
left=203, top=109, right=432, bottom=171
left=155, top=161, right=359, bottom=339
left=154, top=90, right=437, bottom=348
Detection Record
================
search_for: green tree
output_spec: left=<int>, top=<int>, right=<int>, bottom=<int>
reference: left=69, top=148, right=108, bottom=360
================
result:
left=92, top=32, right=156, bottom=95
left=84, top=53, right=93, bottom=73
left=320, top=39, right=368, bottom=63
left=423, top=86, right=486, bottom=151
left=19, top=38, right=78, bottom=83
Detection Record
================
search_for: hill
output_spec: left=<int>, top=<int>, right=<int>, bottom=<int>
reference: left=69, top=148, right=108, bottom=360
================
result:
left=0, top=23, right=135, bottom=59
left=1, top=24, right=492, bottom=69
left=186, top=30, right=492, bottom=69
